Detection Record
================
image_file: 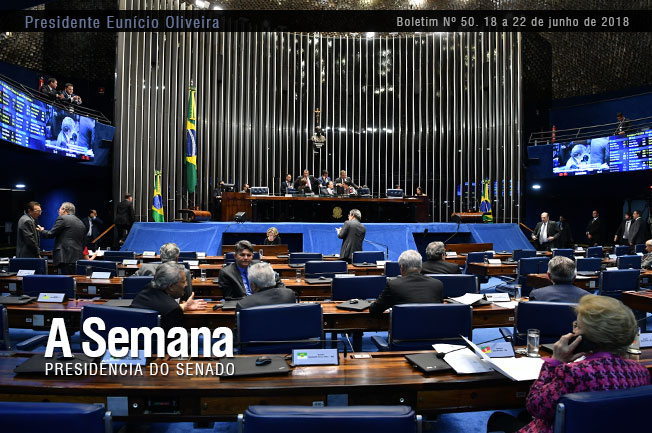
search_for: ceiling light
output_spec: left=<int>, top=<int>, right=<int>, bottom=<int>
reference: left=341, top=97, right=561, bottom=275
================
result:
left=15, top=184, right=26, bottom=189
left=531, top=184, right=541, bottom=190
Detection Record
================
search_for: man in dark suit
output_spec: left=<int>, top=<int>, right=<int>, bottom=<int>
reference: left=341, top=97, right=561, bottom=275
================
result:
left=39, top=77, right=64, bottom=100
left=334, top=169, right=358, bottom=195
left=585, top=210, right=603, bottom=246
left=280, top=173, right=294, bottom=194
left=131, top=262, right=206, bottom=333
left=337, top=209, right=366, bottom=263
left=115, top=193, right=135, bottom=245
left=614, top=212, right=633, bottom=245
left=16, top=201, right=42, bottom=258
left=528, top=256, right=588, bottom=303
left=38, top=202, right=86, bottom=275
left=134, top=242, right=192, bottom=300
left=236, top=262, right=296, bottom=311
left=219, top=240, right=283, bottom=299
left=556, top=215, right=574, bottom=248
left=421, top=241, right=460, bottom=274
left=531, top=212, right=560, bottom=251
left=629, top=210, right=649, bottom=246
left=370, top=249, right=443, bottom=315
left=82, top=209, right=104, bottom=250
left=293, top=169, right=319, bottom=194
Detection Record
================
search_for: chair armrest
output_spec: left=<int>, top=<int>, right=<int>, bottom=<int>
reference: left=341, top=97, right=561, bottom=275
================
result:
left=15, top=335, right=49, bottom=351
left=371, top=335, right=390, bottom=351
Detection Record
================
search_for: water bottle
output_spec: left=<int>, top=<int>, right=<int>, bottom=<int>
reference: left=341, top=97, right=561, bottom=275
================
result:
left=296, top=269, right=301, bottom=282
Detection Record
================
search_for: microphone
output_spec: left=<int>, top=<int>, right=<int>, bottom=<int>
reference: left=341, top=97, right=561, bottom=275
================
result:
left=435, top=335, right=506, bottom=359
left=443, top=214, right=462, bottom=244
left=363, top=239, right=389, bottom=260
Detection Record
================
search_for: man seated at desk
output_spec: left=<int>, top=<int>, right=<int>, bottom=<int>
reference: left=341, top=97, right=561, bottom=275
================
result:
left=369, top=249, right=443, bottom=315
left=131, top=262, right=206, bottom=332
left=421, top=241, right=461, bottom=274
left=219, top=240, right=283, bottom=299
left=236, top=262, right=296, bottom=311
left=134, top=242, right=192, bottom=301
left=528, top=256, right=588, bottom=303
left=641, top=239, right=652, bottom=270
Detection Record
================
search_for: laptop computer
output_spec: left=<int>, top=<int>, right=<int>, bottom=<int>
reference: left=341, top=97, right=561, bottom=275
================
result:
left=0, top=295, right=35, bottom=305
left=103, top=299, right=133, bottom=307
left=405, top=353, right=454, bottom=374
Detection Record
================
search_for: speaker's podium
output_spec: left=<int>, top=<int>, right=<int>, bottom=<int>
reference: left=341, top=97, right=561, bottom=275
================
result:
left=451, top=212, right=484, bottom=223
left=179, top=208, right=212, bottom=222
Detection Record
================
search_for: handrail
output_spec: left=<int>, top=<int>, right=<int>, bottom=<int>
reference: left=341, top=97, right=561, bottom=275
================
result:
left=92, top=224, right=115, bottom=245
left=519, top=222, right=534, bottom=233
left=528, top=115, right=652, bottom=146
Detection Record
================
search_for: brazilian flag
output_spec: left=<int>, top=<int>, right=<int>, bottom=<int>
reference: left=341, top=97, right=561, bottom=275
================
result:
left=480, top=179, right=493, bottom=223
left=152, top=170, right=165, bottom=222
left=186, top=85, right=197, bottom=193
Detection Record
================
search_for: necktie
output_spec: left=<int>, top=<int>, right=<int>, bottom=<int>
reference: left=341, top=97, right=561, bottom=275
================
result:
left=87, top=218, right=93, bottom=236
left=541, top=223, right=547, bottom=243
left=624, top=221, right=630, bottom=239
left=242, top=269, right=251, bottom=295
left=305, top=178, right=311, bottom=190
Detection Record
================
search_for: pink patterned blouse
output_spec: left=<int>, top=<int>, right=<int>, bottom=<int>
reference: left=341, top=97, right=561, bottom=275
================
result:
left=519, top=352, right=651, bottom=433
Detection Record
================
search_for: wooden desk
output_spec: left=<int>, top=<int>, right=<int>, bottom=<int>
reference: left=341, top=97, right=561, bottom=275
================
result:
left=466, top=263, right=518, bottom=277
left=199, top=264, right=384, bottom=278
left=622, top=290, right=652, bottom=313
left=525, top=273, right=598, bottom=291
left=444, top=254, right=511, bottom=266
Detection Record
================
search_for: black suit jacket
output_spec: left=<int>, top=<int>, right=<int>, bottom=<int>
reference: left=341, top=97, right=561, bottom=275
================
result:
left=334, top=176, right=358, bottom=195
left=630, top=218, right=649, bottom=245
left=614, top=219, right=633, bottom=244
left=556, top=221, right=574, bottom=248
left=280, top=180, right=294, bottom=194
left=586, top=217, right=603, bottom=246
left=135, top=262, right=192, bottom=301
left=338, top=219, right=366, bottom=262
left=131, top=284, right=183, bottom=332
left=235, top=286, right=296, bottom=311
left=529, top=284, right=588, bottom=304
left=115, top=199, right=135, bottom=225
left=82, top=216, right=104, bottom=240
left=16, top=214, right=40, bottom=258
left=532, top=221, right=561, bottom=250
left=293, top=176, right=319, bottom=193
left=218, top=262, right=284, bottom=299
left=40, top=84, right=58, bottom=98
left=369, top=272, right=443, bottom=315
left=40, top=214, right=86, bottom=266
left=421, top=259, right=461, bottom=274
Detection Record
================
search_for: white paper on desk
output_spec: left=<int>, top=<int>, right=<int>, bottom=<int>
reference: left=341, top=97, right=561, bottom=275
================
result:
left=575, top=275, right=593, bottom=280
left=448, top=293, right=485, bottom=305
left=461, top=336, right=544, bottom=381
left=492, top=300, right=519, bottom=309
left=433, top=344, right=493, bottom=374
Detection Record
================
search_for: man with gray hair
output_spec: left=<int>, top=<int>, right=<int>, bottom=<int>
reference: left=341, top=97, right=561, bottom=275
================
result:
left=369, top=249, right=443, bottom=315
left=132, top=262, right=206, bottom=332
left=135, top=242, right=193, bottom=300
left=421, top=241, right=461, bottom=274
left=219, top=240, right=283, bottom=299
left=528, top=256, right=588, bottom=303
left=641, top=239, right=652, bottom=270
left=38, top=201, right=85, bottom=274
left=336, top=209, right=366, bottom=263
left=236, top=262, right=296, bottom=311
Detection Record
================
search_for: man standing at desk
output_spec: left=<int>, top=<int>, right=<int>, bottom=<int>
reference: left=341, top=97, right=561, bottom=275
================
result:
left=236, top=262, right=296, bottom=310
left=585, top=209, right=603, bottom=246
left=38, top=202, right=85, bottom=275
left=370, top=249, right=443, bottom=315
left=219, top=240, right=283, bottom=299
left=337, top=209, right=366, bottom=263
left=532, top=212, right=560, bottom=251
left=293, top=169, right=319, bottom=194
left=528, top=256, right=588, bottom=303
left=16, top=201, right=42, bottom=258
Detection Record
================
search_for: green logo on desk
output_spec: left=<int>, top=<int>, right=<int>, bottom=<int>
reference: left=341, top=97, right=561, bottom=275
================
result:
left=297, top=352, right=308, bottom=359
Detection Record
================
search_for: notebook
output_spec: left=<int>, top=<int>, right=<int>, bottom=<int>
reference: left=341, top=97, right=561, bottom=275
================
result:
left=336, top=299, right=371, bottom=311
left=103, top=299, right=133, bottom=307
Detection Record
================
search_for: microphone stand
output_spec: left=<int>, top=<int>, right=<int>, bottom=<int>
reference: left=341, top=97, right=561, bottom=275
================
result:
left=363, top=239, right=389, bottom=260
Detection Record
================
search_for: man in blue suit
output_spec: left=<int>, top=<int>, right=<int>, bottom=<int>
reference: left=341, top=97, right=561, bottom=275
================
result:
left=528, top=256, right=588, bottom=303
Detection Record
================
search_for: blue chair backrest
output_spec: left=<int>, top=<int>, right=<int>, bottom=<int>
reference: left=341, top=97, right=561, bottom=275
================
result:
left=237, top=303, right=323, bottom=354
left=358, top=187, right=371, bottom=196
left=586, top=246, right=603, bottom=258
left=518, top=257, right=550, bottom=277
left=242, top=405, right=417, bottom=433
left=304, top=260, right=347, bottom=278
left=599, top=269, right=640, bottom=298
left=386, top=188, right=404, bottom=198
left=9, top=258, right=48, bottom=275
left=426, top=274, right=479, bottom=297
left=352, top=251, right=385, bottom=264
left=21, top=275, right=75, bottom=298
left=178, top=251, right=197, bottom=260
left=0, top=402, right=108, bottom=433
left=224, top=252, right=261, bottom=264
left=554, top=385, right=652, bottom=433
left=614, top=245, right=630, bottom=256
left=389, top=303, right=472, bottom=350
left=76, top=260, right=118, bottom=277
left=552, top=249, right=574, bottom=259
left=384, top=261, right=401, bottom=277
left=576, top=258, right=601, bottom=272
left=289, top=252, right=323, bottom=265
left=466, top=251, right=494, bottom=264
left=331, top=275, right=387, bottom=300
left=319, top=187, right=331, bottom=196
left=0, top=306, right=9, bottom=350
left=617, top=255, right=642, bottom=270
left=80, top=304, right=160, bottom=349
left=102, top=250, right=136, bottom=262
left=250, top=186, right=269, bottom=196
left=634, top=244, right=646, bottom=254
left=122, top=276, right=154, bottom=299
left=512, top=249, right=536, bottom=261
left=514, top=301, right=577, bottom=346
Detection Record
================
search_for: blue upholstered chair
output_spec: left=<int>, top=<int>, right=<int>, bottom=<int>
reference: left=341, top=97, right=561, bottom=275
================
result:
left=586, top=246, right=603, bottom=258
left=0, top=402, right=112, bottom=433
left=386, top=188, right=404, bottom=198
left=76, top=260, right=118, bottom=277
left=304, top=260, right=347, bottom=279
left=575, top=257, right=601, bottom=272
left=288, top=252, right=323, bottom=266
left=237, top=303, right=323, bottom=354
left=224, top=252, right=261, bottom=264
left=634, top=244, right=646, bottom=254
left=250, top=186, right=269, bottom=196
left=21, top=275, right=75, bottom=298
left=554, top=386, right=652, bottom=433
left=102, top=250, right=136, bottom=262
left=178, top=251, right=197, bottom=260
left=512, top=249, right=536, bottom=261
left=239, top=405, right=420, bottom=433
left=80, top=304, right=160, bottom=351
left=0, top=305, right=9, bottom=350
left=616, top=255, right=642, bottom=270
left=509, top=301, right=577, bottom=346
left=614, top=245, right=630, bottom=256
left=599, top=269, right=639, bottom=299
left=331, top=275, right=387, bottom=301
left=463, top=251, right=494, bottom=275
left=9, top=258, right=48, bottom=275
left=517, top=257, right=550, bottom=297
left=358, top=187, right=371, bottom=197
left=371, top=303, right=472, bottom=351
left=384, top=261, right=401, bottom=277
left=352, top=251, right=385, bottom=265
left=121, top=275, right=153, bottom=299
left=552, top=248, right=574, bottom=259
left=425, top=274, right=479, bottom=297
